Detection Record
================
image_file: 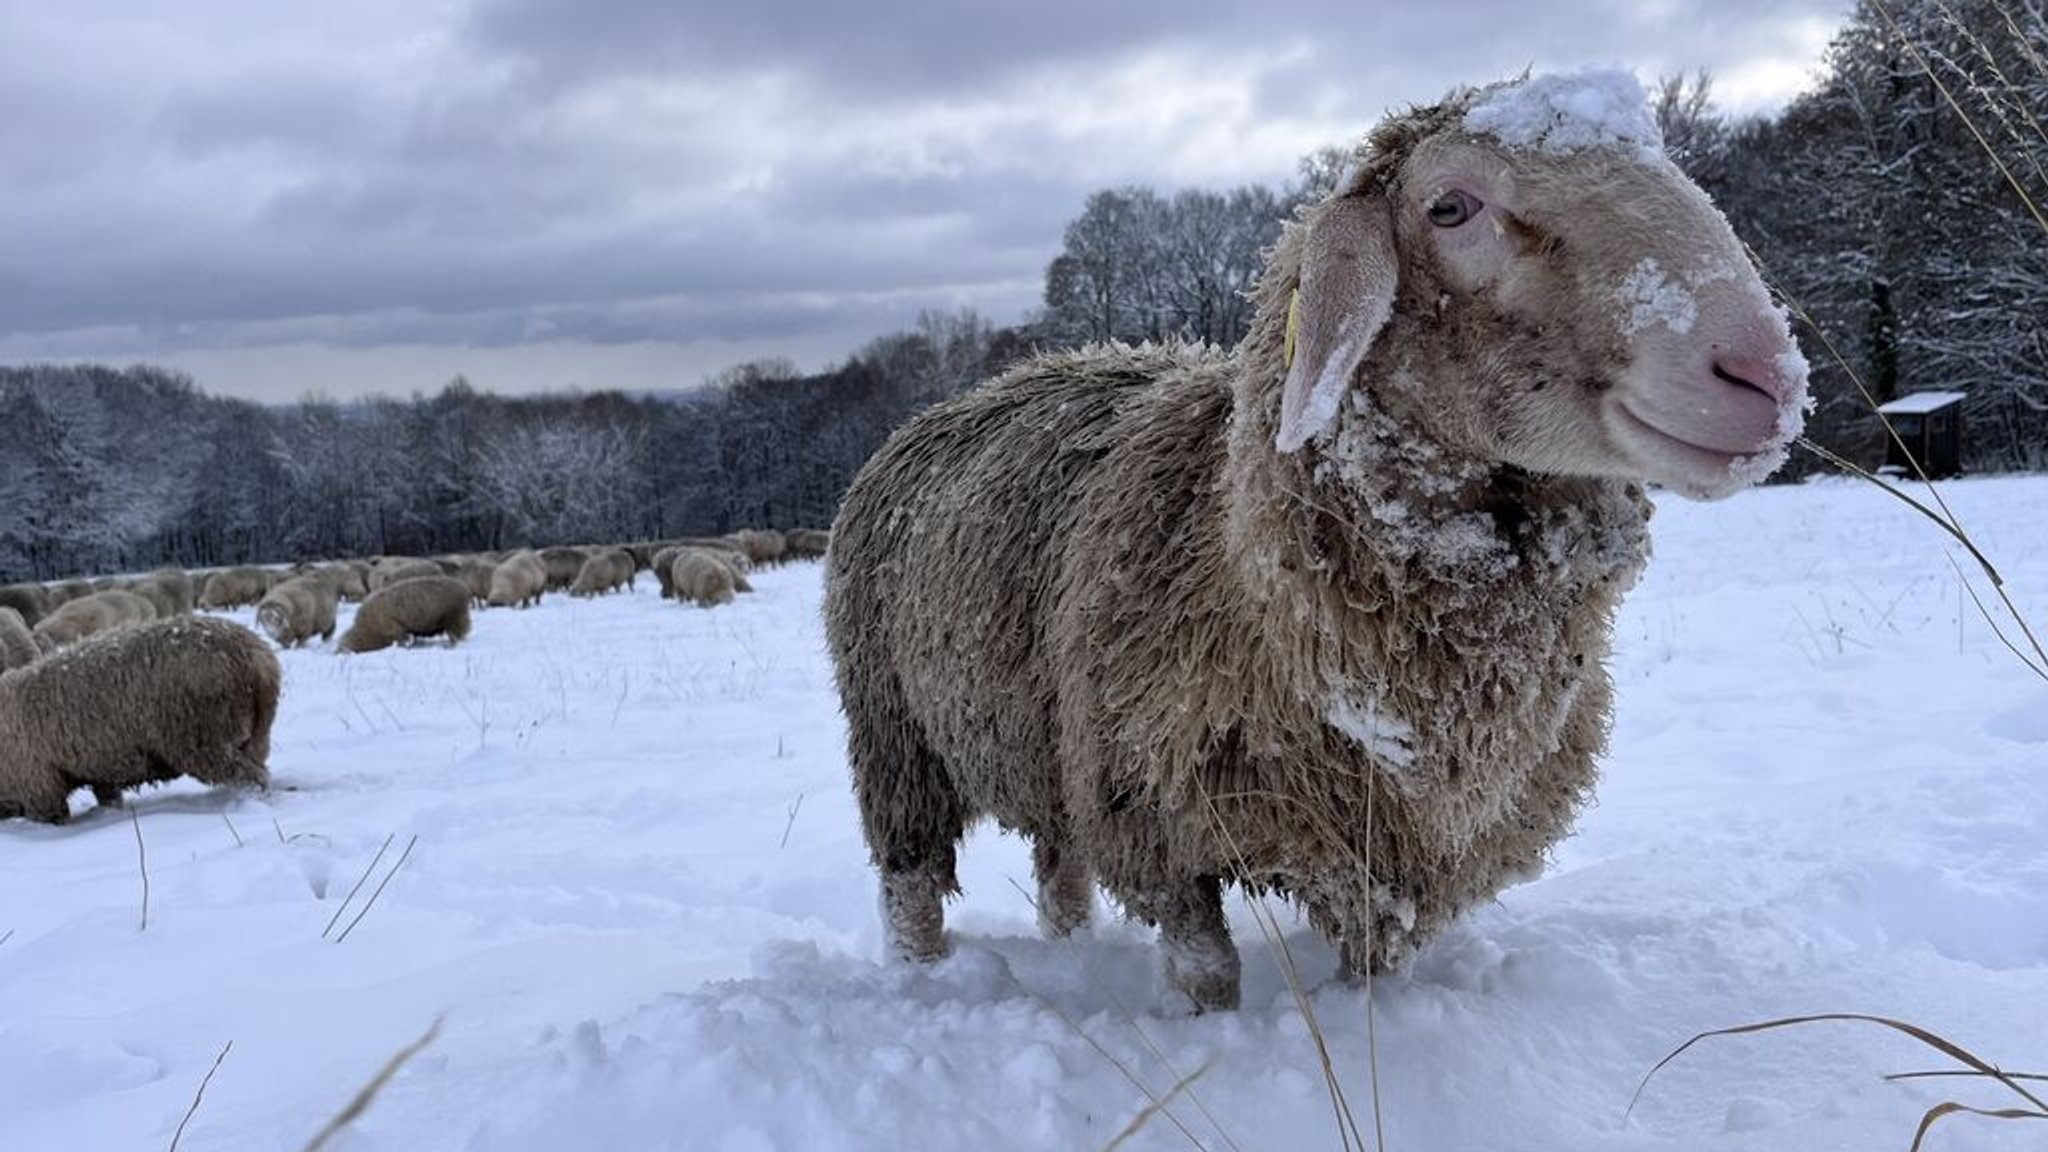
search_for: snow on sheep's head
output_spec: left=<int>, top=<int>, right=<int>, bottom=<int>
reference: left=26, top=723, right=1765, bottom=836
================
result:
left=1278, top=68, right=1811, bottom=501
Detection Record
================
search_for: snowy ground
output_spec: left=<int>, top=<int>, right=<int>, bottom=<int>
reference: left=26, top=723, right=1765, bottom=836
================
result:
left=4, top=476, right=2047, bottom=1152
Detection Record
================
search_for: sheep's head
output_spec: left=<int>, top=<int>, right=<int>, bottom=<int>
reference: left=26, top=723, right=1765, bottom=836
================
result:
left=1279, top=69, right=1809, bottom=501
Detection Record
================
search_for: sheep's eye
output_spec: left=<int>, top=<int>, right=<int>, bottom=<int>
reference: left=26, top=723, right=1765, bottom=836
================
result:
left=1427, top=189, right=1481, bottom=228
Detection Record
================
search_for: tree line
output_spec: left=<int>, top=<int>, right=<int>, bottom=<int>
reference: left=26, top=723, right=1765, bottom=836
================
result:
left=2, top=0, right=2040, bottom=583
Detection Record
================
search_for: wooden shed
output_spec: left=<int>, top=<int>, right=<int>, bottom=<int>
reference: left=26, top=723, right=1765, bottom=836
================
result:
left=1875, top=391, right=1967, bottom=479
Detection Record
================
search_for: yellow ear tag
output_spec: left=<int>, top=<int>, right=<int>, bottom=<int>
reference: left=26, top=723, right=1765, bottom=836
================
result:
left=1283, top=287, right=1301, bottom=369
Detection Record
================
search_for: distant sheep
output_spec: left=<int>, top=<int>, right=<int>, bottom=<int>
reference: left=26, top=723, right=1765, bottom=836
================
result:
left=569, top=549, right=635, bottom=598
left=0, top=607, right=38, bottom=672
left=0, top=616, right=279, bottom=823
left=49, top=579, right=98, bottom=606
left=0, top=583, right=51, bottom=628
left=452, top=557, right=497, bottom=605
left=199, top=567, right=273, bottom=610
left=824, top=71, right=1811, bottom=1009
left=538, top=548, right=590, bottom=592
left=33, top=589, right=158, bottom=651
left=668, top=550, right=736, bottom=608
left=655, top=545, right=752, bottom=598
left=784, top=529, right=831, bottom=560
left=126, top=568, right=195, bottom=618
left=727, top=529, right=787, bottom=567
left=373, top=559, right=444, bottom=590
left=255, top=576, right=340, bottom=648
left=338, top=576, right=473, bottom=653
left=487, top=551, right=547, bottom=609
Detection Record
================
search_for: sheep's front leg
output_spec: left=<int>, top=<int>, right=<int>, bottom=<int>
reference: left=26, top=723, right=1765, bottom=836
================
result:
left=1156, top=875, right=1241, bottom=1012
left=879, top=846, right=955, bottom=962
left=90, top=784, right=126, bottom=810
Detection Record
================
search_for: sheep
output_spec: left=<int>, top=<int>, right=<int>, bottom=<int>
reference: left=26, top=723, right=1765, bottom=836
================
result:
left=568, top=549, right=635, bottom=598
left=255, top=576, right=340, bottom=648
left=0, top=616, right=279, bottom=823
left=486, top=550, right=548, bottom=609
left=784, top=529, right=831, bottom=560
left=668, top=549, right=736, bottom=608
left=373, top=559, right=444, bottom=590
left=538, top=547, right=590, bottom=592
left=451, top=556, right=498, bottom=605
left=50, top=579, right=98, bottom=605
left=33, top=589, right=159, bottom=651
left=336, top=576, right=473, bottom=653
left=0, top=607, right=38, bottom=672
left=0, top=583, right=51, bottom=628
left=821, top=71, right=1811, bottom=1011
left=671, top=538, right=754, bottom=572
left=654, top=545, right=752, bottom=598
left=727, top=529, right=787, bottom=567
left=199, top=566, right=272, bottom=610
left=125, top=568, right=194, bottom=618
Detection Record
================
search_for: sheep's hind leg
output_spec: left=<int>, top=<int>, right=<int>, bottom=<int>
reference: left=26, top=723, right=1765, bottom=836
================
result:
left=849, top=703, right=965, bottom=963
left=1152, top=875, right=1241, bottom=1012
left=1031, top=835, right=1093, bottom=938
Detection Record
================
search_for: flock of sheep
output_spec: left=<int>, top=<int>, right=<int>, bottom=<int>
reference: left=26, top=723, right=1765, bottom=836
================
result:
left=0, top=527, right=827, bottom=823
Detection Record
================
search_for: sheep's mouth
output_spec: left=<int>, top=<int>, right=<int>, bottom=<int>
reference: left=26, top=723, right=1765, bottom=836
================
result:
left=1609, top=400, right=1774, bottom=495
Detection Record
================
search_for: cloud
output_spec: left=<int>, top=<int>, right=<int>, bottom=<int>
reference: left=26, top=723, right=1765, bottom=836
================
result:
left=0, top=0, right=1856, bottom=400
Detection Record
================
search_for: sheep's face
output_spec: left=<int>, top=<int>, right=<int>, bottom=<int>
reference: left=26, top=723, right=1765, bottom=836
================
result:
left=1378, top=136, right=1807, bottom=500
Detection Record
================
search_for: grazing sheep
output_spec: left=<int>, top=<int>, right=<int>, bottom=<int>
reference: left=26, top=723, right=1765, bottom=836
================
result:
left=125, top=568, right=195, bottom=618
left=668, top=550, right=736, bottom=608
left=784, top=529, right=831, bottom=560
left=0, top=583, right=51, bottom=628
left=486, top=551, right=548, bottom=609
left=373, top=559, right=444, bottom=590
left=671, top=538, right=753, bottom=572
left=823, top=71, right=1811, bottom=1010
left=0, top=616, right=280, bottom=823
left=569, top=549, right=636, bottom=598
left=538, top=547, right=590, bottom=592
left=622, top=541, right=669, bottom=570
left=199, top=566, right=272, bottom=610
left=451, top=557, right=497, bottom=605
left=255, top=576, right=340, bottom=648
left=337, top=576, right=473, bottom=653
left=33, top=590, right=159, bottom=651
left=0, top=607, right=37, bottom=672
left=655, top=545, right=752, bottom=598
left=727, top=529, right=787, bottom=567
left=50, top=580, right=98, bottom=606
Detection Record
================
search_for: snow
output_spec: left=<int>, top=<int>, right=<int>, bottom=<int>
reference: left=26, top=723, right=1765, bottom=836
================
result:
left=1876, top=390, right=1969, bottom=416
left=6, top=475, right=2048, bottom=1151
left=1464, top=68, right=1665, bottom=161
left=1616, top=258, right=1698, bottom=336
left=1328, top=690, right=1417, bottom=770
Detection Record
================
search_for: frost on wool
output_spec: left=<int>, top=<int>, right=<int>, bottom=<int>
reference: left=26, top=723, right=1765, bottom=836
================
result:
left=1327, top=690, right=1416, bottom=771
left=1616, top=258, right=1698, bottom=336
left=1463, top=68, right=1665, bottom=161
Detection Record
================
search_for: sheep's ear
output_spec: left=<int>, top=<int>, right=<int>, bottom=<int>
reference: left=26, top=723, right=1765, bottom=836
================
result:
left=1276, top=193, right=1398, bottom=452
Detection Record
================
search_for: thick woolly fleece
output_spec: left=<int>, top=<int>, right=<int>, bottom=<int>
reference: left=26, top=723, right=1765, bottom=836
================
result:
left=337, top=576, right=473, bottom=653
left=0, top=616, right=279, bottom=823
left=825, top=95, right=1674, bottom=1008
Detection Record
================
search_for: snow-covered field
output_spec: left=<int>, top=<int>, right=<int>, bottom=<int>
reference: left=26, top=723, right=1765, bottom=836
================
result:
left=5, top=476, right=2047, bottom=1151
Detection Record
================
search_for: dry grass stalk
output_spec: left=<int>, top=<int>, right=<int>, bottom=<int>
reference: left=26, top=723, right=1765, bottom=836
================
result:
left=333, top=834, right=418, bottom=944
left=1630, top=1012, right=2047, bottom=1151
left=1002, top=875, right=1241, bottom=1152
left=1102, top=1061, right=1216, bottom=1152
left=167, top=1041, right=233, bottom=1152
left=323, top=833, right=396, bottom=939
left=220, top=811, right=243, bottom=848
left=299, top=1016, right=444, bottom=1152
left=131, top=807, right=150, bottom=932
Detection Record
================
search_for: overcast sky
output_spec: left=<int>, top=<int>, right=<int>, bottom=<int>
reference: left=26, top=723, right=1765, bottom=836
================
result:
left=0, top=0, right=1854, bottom=402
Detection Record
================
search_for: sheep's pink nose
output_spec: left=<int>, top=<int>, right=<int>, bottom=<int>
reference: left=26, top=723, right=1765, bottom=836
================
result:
left=1710, top=355, right=1791, bottom=404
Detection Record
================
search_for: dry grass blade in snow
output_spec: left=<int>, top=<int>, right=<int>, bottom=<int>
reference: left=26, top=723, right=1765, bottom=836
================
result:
left=167, top=1041, right=233, bottom=1152
left=300, top=1016, right=445, bottom=1152
left=1630, top=1013, right=2048, bottom=1150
